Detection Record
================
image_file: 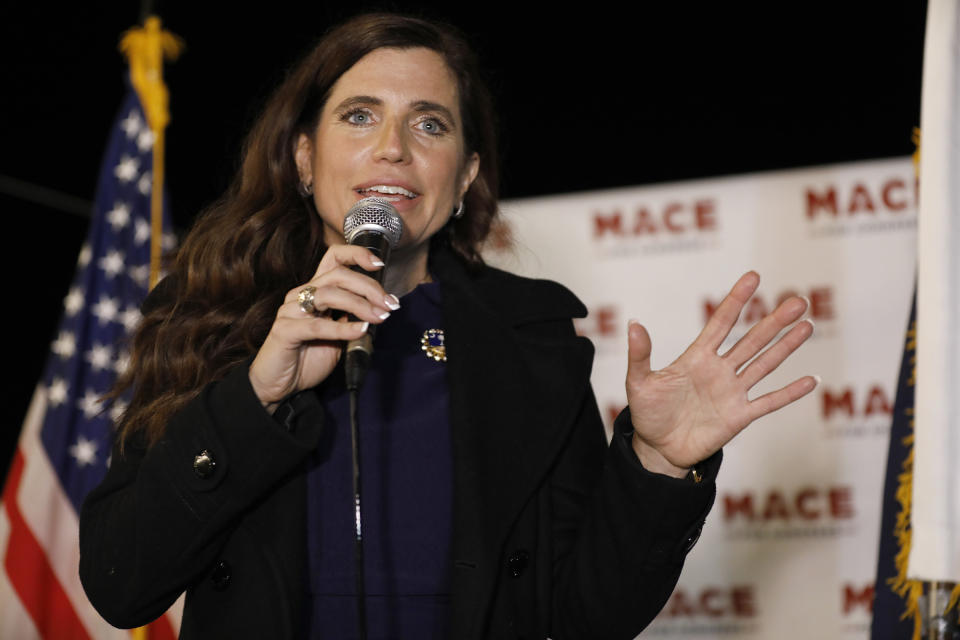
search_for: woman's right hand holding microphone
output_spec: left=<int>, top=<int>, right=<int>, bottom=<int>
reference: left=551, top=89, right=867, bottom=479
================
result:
left=248, top=245, right=399, bottom=413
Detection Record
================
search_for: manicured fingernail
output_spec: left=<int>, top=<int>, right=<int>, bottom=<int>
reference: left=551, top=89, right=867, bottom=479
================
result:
left=378, top=311, right=391, bottom=320
left=371, top=259, right=385, bottom=267
left=359, top=322, right=369, bottom=332
left=812, top=374, right=822, bottom=387
left=385, top=294, right=401, bottom=310
left=804, top=318, right=815, bottom=330
left=800, top=295, right=811, bottom=310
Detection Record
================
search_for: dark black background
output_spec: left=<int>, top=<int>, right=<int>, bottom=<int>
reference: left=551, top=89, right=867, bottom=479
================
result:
left=1, top=2, right=927, bottom=478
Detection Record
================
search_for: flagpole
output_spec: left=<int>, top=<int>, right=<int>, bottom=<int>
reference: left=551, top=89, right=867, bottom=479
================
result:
left=920, top=580, right=958, bottom=639
left=139, top=0, right=156, bottom=22
left=119, top=14, right=181, bottom=289
left=119, top=14, right=182, bottom=639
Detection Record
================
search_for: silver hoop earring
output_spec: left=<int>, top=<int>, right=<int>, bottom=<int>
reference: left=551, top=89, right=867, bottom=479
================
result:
left=452, top=200, right=465, bottom=219
left=298, top=181, right=313, bottom=197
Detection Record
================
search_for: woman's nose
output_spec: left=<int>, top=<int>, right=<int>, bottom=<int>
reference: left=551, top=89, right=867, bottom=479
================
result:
left=375, top=118, right=411, bottom=164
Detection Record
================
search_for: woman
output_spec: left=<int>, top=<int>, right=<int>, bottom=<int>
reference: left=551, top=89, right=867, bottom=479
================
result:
left=79, top=13, right=815, bottom=640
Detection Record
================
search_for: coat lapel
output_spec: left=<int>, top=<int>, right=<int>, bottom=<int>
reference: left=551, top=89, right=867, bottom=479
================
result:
left=433, top=250, right=595, bottom=638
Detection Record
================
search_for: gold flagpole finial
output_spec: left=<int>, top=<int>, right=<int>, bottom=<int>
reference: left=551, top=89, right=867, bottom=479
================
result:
left=119, top=16, right=183, bottom=133
left=118, top=16, right=183, bottom=290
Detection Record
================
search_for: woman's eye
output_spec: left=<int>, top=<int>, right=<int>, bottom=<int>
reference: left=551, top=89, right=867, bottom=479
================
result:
left=344, top=110, right=372, bottom=125
left=418, top=117, right=448, bottom=135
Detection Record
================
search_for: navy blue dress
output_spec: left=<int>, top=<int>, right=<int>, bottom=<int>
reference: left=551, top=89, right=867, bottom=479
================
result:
left=306, top=282, right=452, bottom=639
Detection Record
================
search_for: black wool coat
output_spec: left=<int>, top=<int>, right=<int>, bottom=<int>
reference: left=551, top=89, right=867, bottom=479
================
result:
left=79, top=248, right=720, bottom=639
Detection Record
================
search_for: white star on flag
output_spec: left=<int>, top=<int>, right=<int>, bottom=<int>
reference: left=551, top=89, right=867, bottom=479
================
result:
left=119, top=110, right=142, bottom=138
left=109, top=399, right=128, bottom=423
left=120, top=306, right=142, bottom=332
left=114, top=351, right=130, bottom=376
left=64, top=287, right=85, bottom=316
left=78, top=389, right=104, bottom=419
left=137, top=171, right=152, bottom=196
left=134, top=219, right=150, bottom=245
left=85, top=343, right=113, bottom=372
left=77, top=244, right=92, bottom=268
left=128, top=264, right=150, bottom=288
left=107, top=202, right=131, bottom=230
left=137, top=128, right=155, bottom=152
left=51, top=331, right=76, bottom=359
left=68, top=436, right=98, bottom=467
left=47, top=378, right=68, bottom=407
left=98, top=250, right=125, bottom=278
left=91, top=296, right=119, bottom=325
left=114, top=155, right=140, bottom=183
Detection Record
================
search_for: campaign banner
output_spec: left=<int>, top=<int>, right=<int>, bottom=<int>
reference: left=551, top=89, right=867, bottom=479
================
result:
left=485, top=156, right=917, bottom=639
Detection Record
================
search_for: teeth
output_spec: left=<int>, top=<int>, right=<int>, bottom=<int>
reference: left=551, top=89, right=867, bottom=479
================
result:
left=363, top=185, right=417, bottom=198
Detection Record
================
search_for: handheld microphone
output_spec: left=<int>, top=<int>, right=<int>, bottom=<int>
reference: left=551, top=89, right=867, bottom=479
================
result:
left=343, top=197, right=403, bottom=391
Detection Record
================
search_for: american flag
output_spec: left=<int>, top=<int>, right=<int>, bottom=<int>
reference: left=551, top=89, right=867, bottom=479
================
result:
left=0, top=84, right=181, bottom=638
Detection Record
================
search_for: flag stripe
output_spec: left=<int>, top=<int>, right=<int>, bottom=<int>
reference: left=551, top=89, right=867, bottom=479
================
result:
left=2, top=449, right=90, bottom=640
left=0, top=509, right=42, bottom=639
left=16, top=388, right=132, bottom=639
left=146, top=614, right=177, bottom=640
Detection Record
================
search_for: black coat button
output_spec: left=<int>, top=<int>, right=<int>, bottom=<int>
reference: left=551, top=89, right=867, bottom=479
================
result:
left=210, top=560, right=231, bottom=591
left=506, top=550, right=529, bottom=578
left=684, top=522, right=704, bottom=552
left=193, top=450, right=216, bottom=479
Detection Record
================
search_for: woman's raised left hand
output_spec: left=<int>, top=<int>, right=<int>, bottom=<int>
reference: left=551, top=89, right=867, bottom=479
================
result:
left=625, top=271, right=817, bottom=478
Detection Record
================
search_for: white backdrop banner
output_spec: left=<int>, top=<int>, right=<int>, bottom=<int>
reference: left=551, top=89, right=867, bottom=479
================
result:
left=484, top=156, right=917, bottom=639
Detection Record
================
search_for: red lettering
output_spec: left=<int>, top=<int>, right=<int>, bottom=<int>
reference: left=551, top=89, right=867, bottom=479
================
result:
left=795, top=487, right=820, bottom=520
left=594, top=211, right=623, bottom=237
left=595, top=306, right=617, bottom=337
left=700, top=588, right=724, bottom=617
left=847, top=183, right=876, bottom=213
left=575, top=306, right=618, bottom=340
left=806, top=187, right=838, bottom=219
left=742, top=296, right=769, bottom=325
left=704, top=298, right=720, bottom=322
left=724, top=487, right=854, bottom=523
left=731, top=586, right=757, bottom=617
left=665, top=586, right=757, bottom=618
left=864, top=385, right=893, bottom=416
left=596, top=201, right=720, bottom=238
left=775, top=290, right=799, bottom=307
left=822, top=385, right=892, bottom=419
left=706, top=286, right=833, bottom=325
left=663, top=203, right=685, bottom=232
left=822, top=388, right=854, bottom=419
left=843, top=584, right=874, bottom=614
left=667, top=589, right=697, bottom=617
left=762, top=491, right=791, bottom=521
left=632, top=208, right=657, bottom=235
left=723, top=494, right=755, bottom=522
left=809, top=287, right=834, bottom=320
left=829, top=487, right=854, bottom=519
left=807, top=180, right=917, bottom=220
left=882, top=179, right=907, bottom=211
left=695, top=200, right=717, bottom=230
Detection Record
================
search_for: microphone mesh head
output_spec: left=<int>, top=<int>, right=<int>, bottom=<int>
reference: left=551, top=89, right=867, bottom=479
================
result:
left=343, top=197, right=403, bottom=247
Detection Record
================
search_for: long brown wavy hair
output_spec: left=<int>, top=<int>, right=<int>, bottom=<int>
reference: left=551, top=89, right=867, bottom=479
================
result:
left=113, top=13, right=500, bottom=449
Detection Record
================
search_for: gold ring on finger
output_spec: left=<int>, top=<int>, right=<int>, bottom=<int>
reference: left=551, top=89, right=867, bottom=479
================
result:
left=298, top=285, right=318, bottom=315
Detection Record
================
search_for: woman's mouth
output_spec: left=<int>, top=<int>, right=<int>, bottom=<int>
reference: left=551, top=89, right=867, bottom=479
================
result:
left=356, top=185, right=420, bottom=201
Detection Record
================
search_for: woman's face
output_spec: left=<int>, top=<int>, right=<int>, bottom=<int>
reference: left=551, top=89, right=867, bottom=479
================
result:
left=296, top=47, right=480, bottom=255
